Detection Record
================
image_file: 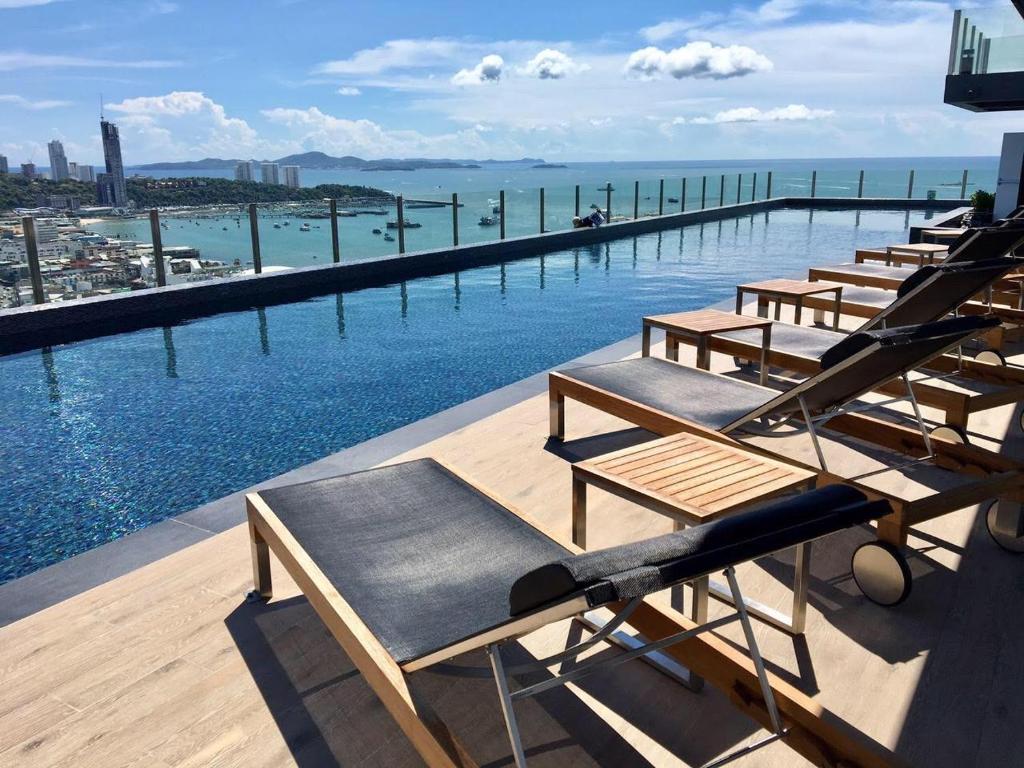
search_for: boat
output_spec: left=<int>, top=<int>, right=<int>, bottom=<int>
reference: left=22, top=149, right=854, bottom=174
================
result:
left=222, top=227, right=228, bottom=231
left=283, top=221, right=290, bottom=226
left=667, top=197, right=679, bottom=203
left=478, top=216, right=498, bottom=226
left=372, top=228, right=382, bottom=234
left=273, top=224, right=281, bottom=229
left=299, top=223, right=311, bottom=232
left=386, top=220, right=421, bottom=229
left=383, top=233, right=395, bottom=241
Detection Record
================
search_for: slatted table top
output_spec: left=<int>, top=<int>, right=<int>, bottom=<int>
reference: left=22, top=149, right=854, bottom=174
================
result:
left=886, top=243, right=949, bottom=254
left=736, top=278, right=844, bottom=297
left=921, top=228, right=967, bottom=237
left=643, top=309, right=772, bottom=334
left=573, top=433, right=816, bottom=523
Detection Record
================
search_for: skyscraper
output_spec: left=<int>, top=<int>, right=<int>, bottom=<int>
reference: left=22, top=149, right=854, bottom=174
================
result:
left=100, top=119, right=128, bottom=207
left=0, top=155, right=8, bottom=174
left=21, top=163, right=35, bottom=178
left=77, top=165, right=96, bottom=182
left=47, top=140, right=69, bottom=181
left=68, top=161, right=78, bottom=179
left=282, top=165, right=301, bottom=188
left=260, top=162, right=280, bottom=185
left=234, top=161, right=253, bottom=181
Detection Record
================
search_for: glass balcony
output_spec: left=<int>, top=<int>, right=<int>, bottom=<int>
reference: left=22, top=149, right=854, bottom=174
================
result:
left=948, top=6, right=1024, bottom=76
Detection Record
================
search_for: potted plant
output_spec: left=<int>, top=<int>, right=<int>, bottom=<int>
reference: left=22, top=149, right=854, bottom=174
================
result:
left=970, top=189, right=995, bottom=224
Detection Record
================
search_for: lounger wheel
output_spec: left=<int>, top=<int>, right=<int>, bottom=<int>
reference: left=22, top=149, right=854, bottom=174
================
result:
left=851, top=542, right=912, bottom=606
left=929, top=424, right=969, bottom=444
left=975, top=349, right=1007, bottom=367
left=983, top=500, right=1024, bottom=553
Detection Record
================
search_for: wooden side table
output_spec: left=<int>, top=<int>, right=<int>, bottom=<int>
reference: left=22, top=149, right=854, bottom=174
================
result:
left=920, top=227, right=967, bottom=244
left=884, top=242, right=948, bottom=267
left=572, top=433, right=817, bottom=637
left=642, top=309, right=772, bottom=385
left=736, top=278, right=844, bottom=330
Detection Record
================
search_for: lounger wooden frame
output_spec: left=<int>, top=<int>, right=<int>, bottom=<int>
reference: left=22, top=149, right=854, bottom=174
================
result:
left=549, top=368, right=1024, bottom=550
left=663, top=326, right=1024, bottom=431
left=246, top=458, right=906, bottom=768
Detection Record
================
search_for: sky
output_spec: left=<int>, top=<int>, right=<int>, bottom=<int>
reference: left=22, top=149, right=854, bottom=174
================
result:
left=0, top=0, right=1019, bottom=166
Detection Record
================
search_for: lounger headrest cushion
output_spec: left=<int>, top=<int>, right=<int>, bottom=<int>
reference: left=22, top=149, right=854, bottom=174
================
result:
left=509, top=485, right=889, bottom=615
left=896, top=264, right=941, bottom=298
left=819, top=315, right=1001, bottom=371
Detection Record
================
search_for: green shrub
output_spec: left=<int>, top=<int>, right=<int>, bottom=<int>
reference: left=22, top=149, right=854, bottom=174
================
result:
left=970, top=189, right=995, bottom=211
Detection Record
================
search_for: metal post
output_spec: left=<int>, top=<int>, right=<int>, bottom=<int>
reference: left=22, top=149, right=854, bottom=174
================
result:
left=605, top=183, right=612, bottom=221
left=960, top=169, right=969, bottom=199
left=574, top=184, right=580, bottom=217
left=248, top=203, right=262, bottom=274
left=736, top=173, right=742, bottom=205
left=701, top=176, right=707, bottom=209
left=658, top=178, right=664, bottom=215
left=396, top=195, right=405, bottom=254
left=680, top=178, right=686, bottom=212
left=907, top=169, right=915, bottom=199
left=499, top=190, right=506, bottom=240
left=810, top=170, right=817, bottom=198
left=719, top=174, right=725, bottom=207
left=148, top=209, right=166, bottom=287
left=751, top=172, right=757, bottom=202
left=766, top=171, right=773, bottom=199
left=452, top=192, right=459, bottom=246
left=539, top=187, right=545, bottom=233
left=22, top=217, right=45, bottom=304
left=633, top=180, right=639, bottom=220
left=858, top=170, right=865, bottom=198
left=329, top=198, right=340, bottom=263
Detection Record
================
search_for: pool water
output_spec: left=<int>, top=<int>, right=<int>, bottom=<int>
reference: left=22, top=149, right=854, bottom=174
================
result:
left=2, top=208, right=935, bottom=582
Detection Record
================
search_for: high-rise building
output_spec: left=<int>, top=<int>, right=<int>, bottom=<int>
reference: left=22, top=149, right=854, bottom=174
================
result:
left=100, top=119, right=128, bottom=207
left=47, top=140, right=69, bottom=181
left=77, top=165, right=96, bottom=182
left=249, top=160, right=259, bottom=180
left=0, top=155, right=8, bottom=174
left=234, top=161, right=253, bottom=181
left=96, top=173, right=115, bottom=206
left=260, top=162, right=280, bottom=185
left=68, top=161, right=78, bottom=179
left=21, top=163, right=36, bottom=178
left=282, top=165, right=301, bottom=188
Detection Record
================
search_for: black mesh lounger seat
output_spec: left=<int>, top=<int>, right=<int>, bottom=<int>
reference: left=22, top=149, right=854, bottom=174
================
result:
left=246, top=457, right=896, bottom=768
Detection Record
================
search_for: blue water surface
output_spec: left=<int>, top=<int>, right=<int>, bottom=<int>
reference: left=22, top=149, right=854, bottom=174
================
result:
left=2, top=207, right=935, bottom=582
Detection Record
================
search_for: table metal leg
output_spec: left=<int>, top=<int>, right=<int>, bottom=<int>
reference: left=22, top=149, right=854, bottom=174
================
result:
left=735, top=287, right=744, bottom=315
left=759, top=326, right=771, bottom=386
left=696, top=337, right=709, bottom=369
left=794, top=298, right=803, bottom=325
left=666, top=334, right=680, bottom=362
left=832, top=289, right=842, bottom=331
left=773, top=296, right=781, bottom=321
left=571, top=475, right=587, bottom=548
left=641, top=323, right=652, bottom=357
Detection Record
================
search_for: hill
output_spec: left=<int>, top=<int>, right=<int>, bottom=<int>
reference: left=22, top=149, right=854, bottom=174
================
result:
left=129, top=153, right=545, bottom=171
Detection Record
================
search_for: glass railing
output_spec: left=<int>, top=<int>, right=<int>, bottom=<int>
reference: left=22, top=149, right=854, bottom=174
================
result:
left=948, top=7, right=1024, bottom=75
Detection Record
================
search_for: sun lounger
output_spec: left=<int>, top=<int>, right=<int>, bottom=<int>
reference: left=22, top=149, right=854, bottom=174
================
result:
left=246, top=457, right=899, bottom=768
left=550, top=315, right=1024, bottom=603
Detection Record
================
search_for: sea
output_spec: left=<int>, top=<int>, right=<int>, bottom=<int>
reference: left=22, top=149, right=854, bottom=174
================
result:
left=90, top=157, right=999, bottom=268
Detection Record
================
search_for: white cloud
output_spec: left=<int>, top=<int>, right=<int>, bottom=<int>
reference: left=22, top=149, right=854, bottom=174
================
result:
left=149, top=0, right=179, bottom=13
left=640, top=13, right=725, bottom=42
left=451, top=54, right=503, bottom=85
left=520, top=49, right=587, bottom=79
left=0, top=0, right=61, bottom=7
left=625, top=42, right=772, bottom=80
left=315, top=39, right=463, bottom=75
left=690, top=104, right=834, bottom=124
left=740, top=0, right=805, bottom=23
left=0, top=93, right=72, bottom=109
left=0, top=51, right=181, bottom=69
left=337, top=86, right=361, bottom=96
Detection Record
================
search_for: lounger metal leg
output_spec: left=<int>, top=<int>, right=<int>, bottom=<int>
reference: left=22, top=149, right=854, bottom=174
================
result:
left=487, top=644, right=528, bottom=768
left=902, top=373, right=934, bottom=457
left=798, top=397, right=829, bottom=471
left=707, top=542, right=810, bottom=635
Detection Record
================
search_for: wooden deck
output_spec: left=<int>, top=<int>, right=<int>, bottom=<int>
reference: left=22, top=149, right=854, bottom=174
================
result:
left=2, top=315, right=1023, bottom=767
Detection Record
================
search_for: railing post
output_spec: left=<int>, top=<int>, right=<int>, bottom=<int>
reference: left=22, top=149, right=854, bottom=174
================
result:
left=452, top=192, right=459, bottom=246
left=857, top=170, right=865, bottom=198
left=605, top=183, right=612, bottom=221
left=329, top=198, right=340, bottom=263
left=499, top=190, right=506, bottom=240
left=719, top=174, right=725, bottom=207
left=539, top=187, right=545, bottom=233
left=766, top=171, right=773, bottom=199
left=658, top=179, right=664, bottom=215
left=907, top=169, right=915, bottom=199
left=248, top=203, right=262, bottom=274
left=22, top=217, right=45, bottom=304
left=751, top=172, right=757, bottom=202
left=810, top=170, right=817, bottom=198
left=397, top=195, right=406, bottom=254
left=701, top=176, right=707, bottom=209
left=736, top=173, right=742, bottom=205
left=574, top=184, right=580, bottom=217
left=960, top=169, right=969, bottom=199
left=148, top=209, right=166, bottom=287
left=681, top=178, right=686, bottom=212
left=633, top=180, right=639, bottom=220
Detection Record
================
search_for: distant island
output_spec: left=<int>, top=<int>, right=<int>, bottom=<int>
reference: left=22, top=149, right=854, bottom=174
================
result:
left=0, top=174, right=392, bottom=211
left=532, top=163, right=567, bottom=169
left=130, top=151, right=543, bottom=172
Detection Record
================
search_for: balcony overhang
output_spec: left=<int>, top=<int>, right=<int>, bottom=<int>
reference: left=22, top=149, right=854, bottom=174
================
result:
left=944, top=70, right=1024, bottom=111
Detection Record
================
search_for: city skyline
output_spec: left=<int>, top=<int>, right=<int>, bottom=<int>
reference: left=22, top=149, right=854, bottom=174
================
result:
left=0, top=0, right=1020, bottom=166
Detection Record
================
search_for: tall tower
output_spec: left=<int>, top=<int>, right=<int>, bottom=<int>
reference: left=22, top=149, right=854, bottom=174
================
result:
left=100, top=118, right=128, bottom=207
left=260, top=162, right=280, bottom=185
left=0, top=155, right=7, bottom=174
left=47, top=140, right=69, bottom=181
left=234, top=161, right=253, bottom=181
left=282, top=165, right=301, bottom=188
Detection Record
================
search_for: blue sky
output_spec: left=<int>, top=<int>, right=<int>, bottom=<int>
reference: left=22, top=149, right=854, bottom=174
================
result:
left=0, top=0, right=1017, bottom=165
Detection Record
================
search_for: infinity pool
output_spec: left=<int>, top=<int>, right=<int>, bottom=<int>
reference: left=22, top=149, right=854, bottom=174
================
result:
left=2, top=208, right=935, bottom=582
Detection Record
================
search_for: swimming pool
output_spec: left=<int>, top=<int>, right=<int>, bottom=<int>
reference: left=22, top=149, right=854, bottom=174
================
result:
left=2, top=208, right=935, bottom=582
